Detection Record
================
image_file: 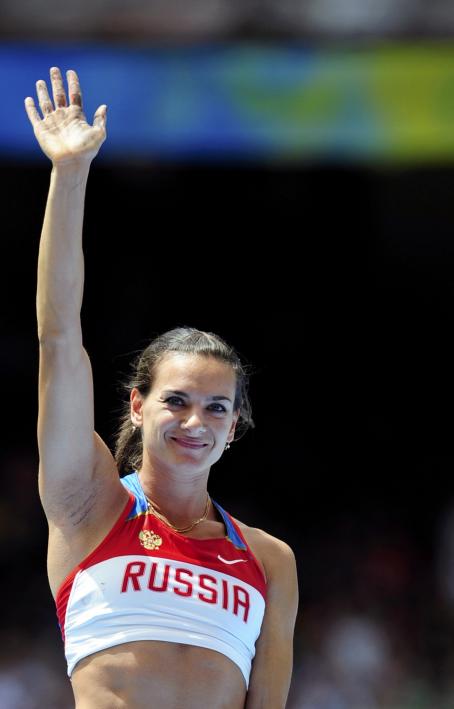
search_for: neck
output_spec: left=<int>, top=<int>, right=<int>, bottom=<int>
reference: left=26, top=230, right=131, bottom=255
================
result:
left=146, top=491, right=211, bottom=534
left=137, top=460, right=215, bottom=526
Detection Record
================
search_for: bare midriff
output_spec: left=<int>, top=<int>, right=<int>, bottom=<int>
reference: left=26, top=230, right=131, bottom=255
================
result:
left=71, top=639, right=247, bottom=709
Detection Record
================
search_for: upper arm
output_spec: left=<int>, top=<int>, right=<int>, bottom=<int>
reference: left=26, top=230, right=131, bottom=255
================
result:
left=246, top=537, right=299, bottom=709
left=38, top=332, right=121, bottom=524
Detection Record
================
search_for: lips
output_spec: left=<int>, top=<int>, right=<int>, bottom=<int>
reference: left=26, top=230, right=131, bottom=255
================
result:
left=171, top=437, right=208, bottom=449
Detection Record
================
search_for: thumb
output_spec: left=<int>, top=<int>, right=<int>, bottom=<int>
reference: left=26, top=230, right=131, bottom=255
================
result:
left=93, top=104, right=107, bottom=129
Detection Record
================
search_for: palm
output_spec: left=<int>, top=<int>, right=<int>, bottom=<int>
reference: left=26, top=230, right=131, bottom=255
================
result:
left=25, top=67, right=107, bottom=165
left=35, top=106, right=104, bottom=163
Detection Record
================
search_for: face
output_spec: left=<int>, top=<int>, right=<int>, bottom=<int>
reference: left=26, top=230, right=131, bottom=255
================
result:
left=130, top=353, right=240, bottom=473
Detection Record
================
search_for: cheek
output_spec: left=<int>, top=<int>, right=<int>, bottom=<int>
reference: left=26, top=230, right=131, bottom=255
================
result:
left=214, top=419, right=233, bottom=436
left=144, top=408, right=175, bottom=431
left=160, top=411, right=176, bottom=424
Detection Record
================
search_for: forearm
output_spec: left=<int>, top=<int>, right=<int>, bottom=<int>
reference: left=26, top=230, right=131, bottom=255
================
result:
left=244, top=683, right=290, bottom=709
left=245, top=658, right=292, bottom=709
left=37, top=161, right=91, bottom=341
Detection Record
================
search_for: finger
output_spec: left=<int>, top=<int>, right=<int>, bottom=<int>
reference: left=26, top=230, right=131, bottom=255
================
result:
left=36, top=78, right=54, bottom=116
left=50, top=66, right=67, bottom=108
left=24, top=97, right=41, bottom=127
left=93, top=104, right=107, bottom=129
left=66, top=69, right=82, bottom=108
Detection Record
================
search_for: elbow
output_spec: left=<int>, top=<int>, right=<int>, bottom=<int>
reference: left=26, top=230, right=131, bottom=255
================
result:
left=38, top=327, right=82, bottom=351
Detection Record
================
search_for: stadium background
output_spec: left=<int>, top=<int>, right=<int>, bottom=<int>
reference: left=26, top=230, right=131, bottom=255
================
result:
left=3, top=3, right=454, bottom=706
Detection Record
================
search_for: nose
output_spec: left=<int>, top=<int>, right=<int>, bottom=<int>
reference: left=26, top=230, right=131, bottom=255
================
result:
left=180, top=410, right=207, bottom=435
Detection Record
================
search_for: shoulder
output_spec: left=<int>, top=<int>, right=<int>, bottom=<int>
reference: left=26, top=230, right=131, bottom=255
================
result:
left=232, top=517, right=299, bottom=653
left=231, top=515, right=297, bottom=580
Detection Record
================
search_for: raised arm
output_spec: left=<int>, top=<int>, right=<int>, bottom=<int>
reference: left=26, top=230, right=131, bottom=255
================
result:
left=26, top=68, right=125, bottom=531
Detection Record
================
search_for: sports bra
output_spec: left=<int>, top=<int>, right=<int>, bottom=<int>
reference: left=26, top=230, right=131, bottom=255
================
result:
left=55, top=472, right=267, bottom=688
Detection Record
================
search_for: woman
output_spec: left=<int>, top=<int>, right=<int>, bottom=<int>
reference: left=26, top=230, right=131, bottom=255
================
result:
left=25, top=66, right=299, bottom=709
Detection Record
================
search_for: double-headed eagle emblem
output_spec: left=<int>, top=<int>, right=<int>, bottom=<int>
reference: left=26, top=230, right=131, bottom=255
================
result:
left=139, top=530, right=163, bottom=551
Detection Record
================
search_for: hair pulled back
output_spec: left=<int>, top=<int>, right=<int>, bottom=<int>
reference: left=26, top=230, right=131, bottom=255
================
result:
left=114, top=327, right=254, bottom=476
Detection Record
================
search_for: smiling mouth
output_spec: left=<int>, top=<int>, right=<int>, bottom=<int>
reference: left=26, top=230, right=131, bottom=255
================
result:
left=171, top=437, right=208, bottom=449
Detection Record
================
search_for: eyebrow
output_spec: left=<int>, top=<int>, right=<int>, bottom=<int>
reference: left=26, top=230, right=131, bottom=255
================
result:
left=162, top=389, right=232, bottom=403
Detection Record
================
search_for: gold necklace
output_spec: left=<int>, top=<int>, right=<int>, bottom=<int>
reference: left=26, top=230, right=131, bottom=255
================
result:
left=145, top=493, right=211, bottom=534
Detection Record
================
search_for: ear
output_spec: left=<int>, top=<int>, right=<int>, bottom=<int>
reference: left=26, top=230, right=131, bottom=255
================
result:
left=130, top=388, right=144, bottom=427
left=227, top=409, right=240, bottom=443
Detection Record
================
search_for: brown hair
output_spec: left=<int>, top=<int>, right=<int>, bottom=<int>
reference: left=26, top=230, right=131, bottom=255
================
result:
left=114, top=327, right=254, bottom=475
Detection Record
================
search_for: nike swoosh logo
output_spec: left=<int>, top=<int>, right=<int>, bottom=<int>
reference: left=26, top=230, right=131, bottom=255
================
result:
left=217, top=555, right=248, bottom=565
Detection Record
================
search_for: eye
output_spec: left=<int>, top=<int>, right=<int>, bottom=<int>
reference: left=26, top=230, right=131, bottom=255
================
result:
left=163, top=396, right=227, bottom=413
left=208, top=403, right=227, bottom=413
left=164, top=396, right=185, bottom=406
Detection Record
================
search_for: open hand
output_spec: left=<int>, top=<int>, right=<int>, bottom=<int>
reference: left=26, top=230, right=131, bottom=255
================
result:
left=25, top=67, right=107, bottom=165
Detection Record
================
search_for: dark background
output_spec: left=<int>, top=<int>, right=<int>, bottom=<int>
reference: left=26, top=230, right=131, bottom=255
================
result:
left=3, top=158, right=454, bottom=705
